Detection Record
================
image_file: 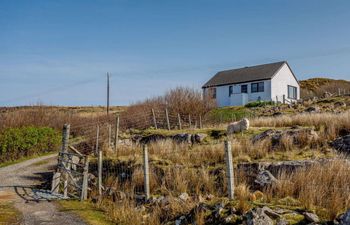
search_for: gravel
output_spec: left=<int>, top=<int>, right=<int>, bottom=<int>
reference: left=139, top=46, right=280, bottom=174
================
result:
left=0, top=154, right=86, bottom=225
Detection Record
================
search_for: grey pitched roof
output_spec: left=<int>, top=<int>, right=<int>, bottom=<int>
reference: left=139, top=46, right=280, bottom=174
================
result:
left=202, top=61, right=287, bottom=88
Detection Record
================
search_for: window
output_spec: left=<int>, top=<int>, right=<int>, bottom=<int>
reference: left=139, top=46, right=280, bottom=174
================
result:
left=212, top=88, right=216, bottom=99
left=288, top=85, right=297, bottom=99
left=241, top=85, right=248, bottom=93
left=251, top=82, right=264, bottom=93
left=229, top=86, right=233, bottom=96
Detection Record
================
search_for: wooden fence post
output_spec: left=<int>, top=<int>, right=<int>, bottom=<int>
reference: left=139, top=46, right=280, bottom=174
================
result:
left=98, top=145, right=103, bottom=197
left=62, top=124, right=70, bottom=153
left=178, top=113, right=182, bottom=130
left=224, top=140, right=234, bottom=199
left=188, top=114, right=192, bottom=129
left=108, top=124, right=112, bottom=148
left=152, top=109, right=157, bottom=129
left=114, top=115, right=119, bottom=152
left=143, top=145, right=150, bottom=200
left=199, top=115, right=203, bottom=129
left=283, top=95, right=286, bottom=104
left=95, top=125, right=100, bottom=156
left=338, top=88, right=341, bottom=96
left=165, top=108, right=170, bottom=130
left=81, top=156, right=89, bottom=201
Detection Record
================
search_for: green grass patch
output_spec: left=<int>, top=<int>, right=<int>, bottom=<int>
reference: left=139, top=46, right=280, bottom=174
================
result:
left=58, top=200, right=114, bottom=225
left=245, top=100, right=274, bottom=108
left=208, top=106, right=252, bottom=123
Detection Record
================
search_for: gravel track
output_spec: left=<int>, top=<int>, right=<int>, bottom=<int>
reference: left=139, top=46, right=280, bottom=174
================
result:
left=0, top=154, right=86, bottom=225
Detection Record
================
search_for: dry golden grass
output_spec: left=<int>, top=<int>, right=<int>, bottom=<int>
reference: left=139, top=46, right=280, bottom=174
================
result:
left=266, top=159, right=350, bottom=220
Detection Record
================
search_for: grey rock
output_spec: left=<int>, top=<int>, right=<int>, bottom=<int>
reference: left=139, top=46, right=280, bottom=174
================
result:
left=276, top=219, right=289, bottom=225
left=305, top=106, right=319, bottom=113
left=172, top=133, right=192, bottom=144
left=272, top=112, right=283, bottom=117
left=191, top=133, right=208, bottom=144
left=262, top=206, right=280, bottom=219
left=338, top=209, right=350, bottom=225
left=332, top=135, right=350, bottom=154
left=303, top=212, right=320, bottom=223
left=334, top=101, right=346, bottom=108
left=254, top=170, right=277, bottom=188
left=179, top=192, right=189, bottom=202
left=244, top=207, right=274, bottom=225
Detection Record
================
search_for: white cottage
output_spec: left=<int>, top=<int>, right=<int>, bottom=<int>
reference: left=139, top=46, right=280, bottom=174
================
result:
left=202, top=61, right=300, bottom=107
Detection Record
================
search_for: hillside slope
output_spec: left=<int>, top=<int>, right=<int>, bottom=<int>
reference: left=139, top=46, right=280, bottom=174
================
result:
left=300, top=77, right=350, bottom=99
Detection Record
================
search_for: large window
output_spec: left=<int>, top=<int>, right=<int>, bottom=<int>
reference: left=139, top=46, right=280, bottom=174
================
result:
left=229, top=86, right=233, bottom=96
left=251, top=82, right=264, bottom=93
left=241, top=85, right=248, bottom=93
left=288, top=85, right=297, bottom=99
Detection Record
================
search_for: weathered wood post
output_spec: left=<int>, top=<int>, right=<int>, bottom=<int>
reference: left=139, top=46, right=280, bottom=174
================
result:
left=199, top=115, right=203, bottom=129
left=62, top=124, right=70, bottom=197
left=114, top=114, right=119, bottom=152
left=81, top=156, right=89, bottom=201
left=98, top=142, right=103, bottom=197
left=338, top=88, right=341, bottom=96
left=283, top=94, right=286, bottom=104
left=62, top=124, right=70, bottom=153
left=165, top=108, right=170, bottom=130
left=177, top=113, right=182, bottom=130
left=95, top=125, right=100, bottom=156
left=143, top=144, right=150, bottom=200
left=108, top=123, right=112, bottom=148
left=224, top=140, right=234, bottom=199
left=276, top=96, right=279, bottom=104
left=188, top=114, right=192, bottom=129
left=152, top=109, right=158, bottom=129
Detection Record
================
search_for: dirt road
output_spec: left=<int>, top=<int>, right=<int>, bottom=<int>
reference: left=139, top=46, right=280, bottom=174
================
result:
left=0, top=154, right=86, bottom=225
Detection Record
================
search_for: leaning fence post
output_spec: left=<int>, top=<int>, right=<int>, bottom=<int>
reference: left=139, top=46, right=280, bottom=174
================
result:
left=152, top=109, right=158, bottom=129
left=165, top=108, right=170, bottom=130
left=143, top=145, right=150, bottom=200
left=224, top=140, right=234, bottom=199
left=177, top=113, right=182, bottom=130
left=98, top=144, right=103, bottom=197
left=114, top=115, right=119, bottom=152
left=81, top=156, right=89, bottom=201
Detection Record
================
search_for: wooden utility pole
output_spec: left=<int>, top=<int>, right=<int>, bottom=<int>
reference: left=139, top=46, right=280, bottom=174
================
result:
left=107, top=73, right=110, bottom=115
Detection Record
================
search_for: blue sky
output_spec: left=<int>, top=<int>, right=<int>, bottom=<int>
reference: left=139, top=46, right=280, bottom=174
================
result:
left=1, top=0, right=350, bottom=106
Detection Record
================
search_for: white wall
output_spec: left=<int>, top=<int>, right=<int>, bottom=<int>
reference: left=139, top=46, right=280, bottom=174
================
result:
left=271, top=64, right=300, bottom=102
left=212, top=80, right=272, bottom=107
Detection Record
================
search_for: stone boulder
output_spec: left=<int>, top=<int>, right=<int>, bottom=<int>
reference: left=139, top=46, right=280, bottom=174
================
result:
left=172, top=133, right=192, bottom=144
left=252, top=128, right=318, bottom=147
left=191, top=133, right=208, bottom=144
left=334, top=101, right=347, bottom=108
left=337, top=209, right=350, bottom=225
left=304, top=106, right=319, bottom=113
left=332, top=135, right=350, bottom=154
left=244, top=207, right=274, bottom=225
left=254, top=170, right=278, bottom=189
left=227, top=118, right=250, bottom=134
left=303, top=212, right=319, bottom=223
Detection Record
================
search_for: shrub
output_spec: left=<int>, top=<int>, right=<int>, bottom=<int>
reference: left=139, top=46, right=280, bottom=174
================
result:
left=0, top=126, right=61, bottom=163
left=245, top=101, right=274, bottom=108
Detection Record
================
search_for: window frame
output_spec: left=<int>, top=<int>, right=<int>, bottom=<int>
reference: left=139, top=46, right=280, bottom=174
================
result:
left=288, top=85, right=297, bottom=99
left=241, top=84, right=248, bottom=93
left=251, top=82, right=264, bottom=93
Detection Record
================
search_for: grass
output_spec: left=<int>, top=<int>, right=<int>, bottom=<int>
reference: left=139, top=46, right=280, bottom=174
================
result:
left=58, top=200, right=114, bottom=225
left=0, top=202, right=22, bottom=225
